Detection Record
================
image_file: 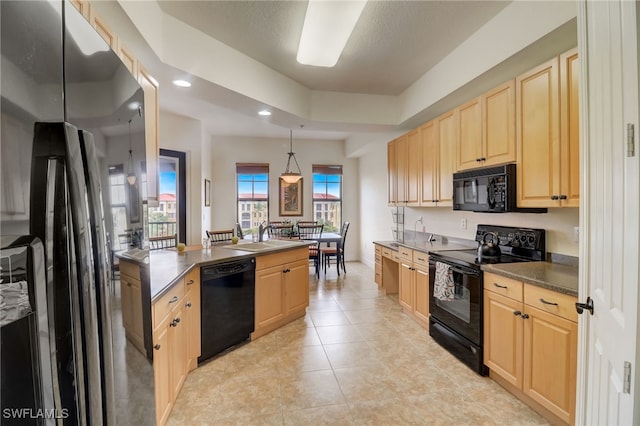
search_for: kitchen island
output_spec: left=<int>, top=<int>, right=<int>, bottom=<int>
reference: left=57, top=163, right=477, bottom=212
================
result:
left=116, top=240, right=311, bottom=425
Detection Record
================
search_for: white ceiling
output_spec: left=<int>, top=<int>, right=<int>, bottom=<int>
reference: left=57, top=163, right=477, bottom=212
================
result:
left=103, top=1, right=576, bottom=143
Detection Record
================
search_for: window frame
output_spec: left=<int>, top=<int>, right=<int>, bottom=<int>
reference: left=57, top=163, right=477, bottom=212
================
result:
left=236, top=163, right=270, bottom=232
left=312, top=164, right=343, bottom=233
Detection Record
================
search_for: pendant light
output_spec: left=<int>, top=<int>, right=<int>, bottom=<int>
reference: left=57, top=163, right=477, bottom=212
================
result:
left=126, top=119, right=137, bottom=185
left=281, top=127, right=302, bottom=183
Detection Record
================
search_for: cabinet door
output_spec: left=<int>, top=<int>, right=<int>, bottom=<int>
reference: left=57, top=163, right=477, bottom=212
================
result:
left=284, top=259, right=310, bottom=315
left=414, top=267, right=429, bottom=324
left=398, top=262, right=414, bottom=311
left=184, top=275, right=201, bottom=372
left=406, top=129, right=421, bottom=205
left=255, top=265, right=285, bottom=329
left=138, top=65, right=159, bottom=201
left=484, top=80, right=516, bottom=167
left=168, top=306, right=188, bottom=400
left=484, top=290, right=523, bottom=388
left=457, top=97, right=483, bottom=171
left=395, top=134, right=408, bottom=204
left=436, top=110, right=457, bottom=206
left=90, top=9, right=117, bottom=48
left=559, top=48, right=580, bottom=207
left=153, top=322, right=171, bottom=426
left=516, top=57, right=560, bottom=207
left=420, top=121, right=437, bottom=205
left=523, top=305, right=577, bottom=425
left=120, top=276, right=133, bottom=331
left=129, top=277, right=144, bottom=349
left=387, top=140, right=397, bottom=205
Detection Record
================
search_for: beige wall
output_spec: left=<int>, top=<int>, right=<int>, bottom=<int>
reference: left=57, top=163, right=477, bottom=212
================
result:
left=207, top=135, right=360, bottom=261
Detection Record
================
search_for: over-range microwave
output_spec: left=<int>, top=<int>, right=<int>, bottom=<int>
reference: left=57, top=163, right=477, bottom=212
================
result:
left=452, top=164, right=547, bottom=213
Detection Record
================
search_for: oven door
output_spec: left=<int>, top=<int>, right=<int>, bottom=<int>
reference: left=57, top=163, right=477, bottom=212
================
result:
left=428, top=259, right=482, bottom=345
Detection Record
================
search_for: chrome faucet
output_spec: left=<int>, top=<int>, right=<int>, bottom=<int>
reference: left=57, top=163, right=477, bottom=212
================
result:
left=427, top=233, right=436, bottom=242
left=257, top=221, right=268, bottom=242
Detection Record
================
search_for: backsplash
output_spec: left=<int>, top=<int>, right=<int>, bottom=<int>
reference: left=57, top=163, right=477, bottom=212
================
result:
left=403, top=207, right=579, bottom=257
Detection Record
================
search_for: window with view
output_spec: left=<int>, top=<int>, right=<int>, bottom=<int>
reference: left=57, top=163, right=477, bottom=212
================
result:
left=237, top=163, right=269, bottom=236
left=108, top=164, right=128, bottom=249
left=312, top=165, right=342, bottom=233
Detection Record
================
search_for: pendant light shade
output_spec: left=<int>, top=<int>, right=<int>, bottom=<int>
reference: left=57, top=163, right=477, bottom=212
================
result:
left=281, top=128, right=302, bottom=183
left=127, top=119, right=137, bottom=185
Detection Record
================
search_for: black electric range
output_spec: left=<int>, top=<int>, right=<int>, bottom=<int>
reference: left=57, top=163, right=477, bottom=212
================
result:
left=427, top=225, right=545, bottom=375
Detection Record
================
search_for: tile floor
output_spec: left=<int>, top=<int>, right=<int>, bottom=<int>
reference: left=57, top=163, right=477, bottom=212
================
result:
left=166, top=262, right=549, bottom=425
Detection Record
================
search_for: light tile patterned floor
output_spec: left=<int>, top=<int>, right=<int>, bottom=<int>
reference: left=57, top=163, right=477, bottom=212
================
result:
left=167, top=262, right=549, bottom=425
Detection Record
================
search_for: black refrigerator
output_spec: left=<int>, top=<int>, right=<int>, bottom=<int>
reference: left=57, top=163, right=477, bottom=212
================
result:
left=1, top=1, right=152, bottom=424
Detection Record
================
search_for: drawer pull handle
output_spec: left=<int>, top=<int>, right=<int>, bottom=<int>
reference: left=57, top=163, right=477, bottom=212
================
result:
left=493, top=283, right=508, bottom=289
left=513, top=310, right=521, bottom=316
left=154, top=344, right=161, bottom=350
left=187, top=279, right=194, bottom=286
left=539, top=298, right=558, bottom=306
left=168, top=296, right=179, bottom=304
left=417, top=257, right=426, bottom=262
left=521, top=313, right=530, bottom=319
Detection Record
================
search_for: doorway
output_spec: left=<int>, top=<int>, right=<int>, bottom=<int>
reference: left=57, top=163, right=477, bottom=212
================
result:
left=148, top=149, right=186, bottom=244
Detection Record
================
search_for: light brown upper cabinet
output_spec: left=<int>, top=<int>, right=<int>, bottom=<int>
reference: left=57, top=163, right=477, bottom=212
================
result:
left=138, top=64, right=160, bottom=201
left=395, top=133, right=408, bottom=204
left=457, top=80, right=516, bottom=172
left=89, top=7, right=117, bottom=49
left=517, top=48, right=579, bottom=208
left=420, top=111, right=456, bottom=207
left=387, top=139, right=397, bottom=205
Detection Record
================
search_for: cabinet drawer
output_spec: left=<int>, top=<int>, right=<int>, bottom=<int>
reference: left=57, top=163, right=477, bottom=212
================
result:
left=154, top=279, right=185, bottom=328
left=524, top=283, right=578, bottom=323
left=412, top=251, right=429, bottom=269
left=381, top=247, right=393, bottom=259
left=484, top=272, right=523, bottom=302
left=256, top=247, right=307, bottom=270
left=375, top=253, right=382, bottom=264
left=119, top=260, right=140, bottom=280
left=392, top=251, right=400, bottom=262
left=398, top=246, right=412, bottom=262
left=184, top=268, right=199, bottom=288
left=375, top=245, right=381, bottom=255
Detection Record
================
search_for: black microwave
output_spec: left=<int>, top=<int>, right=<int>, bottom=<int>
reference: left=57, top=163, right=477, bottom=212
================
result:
left=452, top=164, right=546, bottom=213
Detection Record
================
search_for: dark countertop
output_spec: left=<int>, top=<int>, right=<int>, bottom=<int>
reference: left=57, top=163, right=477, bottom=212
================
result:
left=482, top=261, right=579, bottom=297
left=118, top=241, right=311, bottom=302
left=373, top=238, right=475, bottom=254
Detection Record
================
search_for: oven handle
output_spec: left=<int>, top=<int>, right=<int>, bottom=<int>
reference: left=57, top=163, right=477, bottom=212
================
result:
left=431, top=260, right=480, bottom=276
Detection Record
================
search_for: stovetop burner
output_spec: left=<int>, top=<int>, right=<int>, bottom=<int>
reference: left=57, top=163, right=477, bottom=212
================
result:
left=430, top=224, right=546, bottom=268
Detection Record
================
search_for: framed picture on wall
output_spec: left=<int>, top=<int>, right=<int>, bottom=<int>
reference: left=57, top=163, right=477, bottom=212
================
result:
left=204, top=179, right=211, bottom=207
left=279, top=177, right=303, bottom=216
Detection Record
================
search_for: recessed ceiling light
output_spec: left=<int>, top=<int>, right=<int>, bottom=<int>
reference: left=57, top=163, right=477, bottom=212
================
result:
left=258, top=110, right=272, bottom=116
left=172, top=79, right=192, bottom=88
left=297, top=0, right=368, bottom=67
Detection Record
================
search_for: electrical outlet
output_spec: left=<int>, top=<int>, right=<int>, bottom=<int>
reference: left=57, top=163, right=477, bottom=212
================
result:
left=573, top=226, right=580, bottom=243
left=460, top=218, right=467, bottom=230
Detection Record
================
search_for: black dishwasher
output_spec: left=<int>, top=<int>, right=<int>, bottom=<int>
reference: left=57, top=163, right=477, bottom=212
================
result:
left=199, top=258, right=255, bottom=364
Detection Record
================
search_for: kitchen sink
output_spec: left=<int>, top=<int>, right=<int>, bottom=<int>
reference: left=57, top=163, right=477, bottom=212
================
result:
left=222, top=239, right=305, bottom=252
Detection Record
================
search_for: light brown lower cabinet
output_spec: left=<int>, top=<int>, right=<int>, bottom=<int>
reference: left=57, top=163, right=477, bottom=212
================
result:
left=253, top=247, right=310, bottom=339
left=153, top=268, right=201, bottom=426
left=398, top=249, right=429, bottom=328
left=484, top=272, right=577, bottom=425
left=119, top=260, right=145, bottom=355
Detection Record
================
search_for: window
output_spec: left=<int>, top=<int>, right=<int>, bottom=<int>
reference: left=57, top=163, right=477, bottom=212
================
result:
left=237, top=163, right=269, bottom=235
left=312, top=164, right=342, bottom=232
left=108, top=164, right=128, bottom=248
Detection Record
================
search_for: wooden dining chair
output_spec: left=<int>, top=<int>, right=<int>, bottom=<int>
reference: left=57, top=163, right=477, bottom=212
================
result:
left=321, top=222, right=350, bottom=274
left=267, top=224, right=294, bottom=239
left=206, top=229, right=234, bottom=243
left=297, top=224, right=324, bottom=278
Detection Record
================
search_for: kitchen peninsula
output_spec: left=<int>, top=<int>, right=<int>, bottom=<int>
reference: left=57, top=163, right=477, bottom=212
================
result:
left=116, top=241, right=311, bottom=425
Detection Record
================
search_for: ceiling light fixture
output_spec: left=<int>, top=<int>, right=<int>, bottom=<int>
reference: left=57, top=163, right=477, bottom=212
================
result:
left=258, top=110, right=272, bottom=116
left=172, top=79, right=192, bottom=88
left=126, top=118, right=137, bottom=186
left=296, top=0, right=368, bottom=67
left=281, top=127, right=303, bottom=183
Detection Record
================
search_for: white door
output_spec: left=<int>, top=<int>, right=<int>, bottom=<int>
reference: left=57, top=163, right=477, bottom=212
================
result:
left=577, top=1, right=639, bottom=424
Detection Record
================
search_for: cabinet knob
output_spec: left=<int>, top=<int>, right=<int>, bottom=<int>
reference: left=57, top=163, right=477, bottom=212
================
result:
left=154, top=344, right=161, bottom=350
left=550, top=195, right=559, bottom=201
left=521, top=313, right=530, bottom=319
left=186, top=302, right=192, bottom=308
left=187, top=279, right=194, bottom=286
left=559, top=195, right=568, bottom=200
left=127, top=282, right=131, bottom=287
left=513, top=310, right=521, bottom=316
left=283, top=268, right=291, bottom=273
left=170, top=317, right=181, bottom=327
